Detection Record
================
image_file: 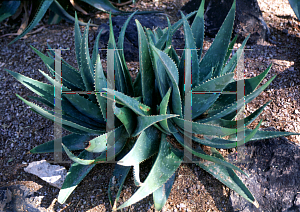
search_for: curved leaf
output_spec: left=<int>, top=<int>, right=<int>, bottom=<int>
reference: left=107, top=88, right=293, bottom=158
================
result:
left=172, top=132, right=248, bottom=177
left=180, top=119, right=262, bottom=149
left=0, top=0, right=21, bottom=23
left=191, top=73, right=234, bottom=119
left=85, top=126, right=124, bottom=153
left=153, top=172, right=176, bottom=211
left=58, top=150, right=96, bottom=204
left=198, top=0, right=236, bottom=82
left=118, top=126, right=160, bottom=166
left=94, top=55, right=107, bottom=120
left=30, top=133, right=92, bottom=153
left=50, top=0, right=95, bottom=26
left=191, top=0, right=205, bottom=60
left=16, top=94, right=104, bottom=134
left=116, top=134, right=182, bottom=210
left=9, top=0, right=53, bottom=45
left=150, top=44, right=182, bottom=117
left=197, top=148, right=259, bottom=208
left=114, top=104, right=136, bottom=136
left=132, top=114, right=178, bottom=137
left=136, top=19, right=155, bottom=107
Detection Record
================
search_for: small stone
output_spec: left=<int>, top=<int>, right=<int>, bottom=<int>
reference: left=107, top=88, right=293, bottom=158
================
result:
left=283, top=29, right=288, bottom=34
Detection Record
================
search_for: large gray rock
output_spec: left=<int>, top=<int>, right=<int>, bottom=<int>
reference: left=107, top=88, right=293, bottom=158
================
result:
left=226, top=130, right=300, bottom=212
left=24, top=160, right=67, bottom=189
left=97, top=14, right=184, bottom=61
left=179, top=0, right=270, bottom=44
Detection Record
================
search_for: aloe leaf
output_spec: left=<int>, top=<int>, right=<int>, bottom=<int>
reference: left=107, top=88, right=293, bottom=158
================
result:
left=153, top=172, right=175, bottom=211
left=48, top=10, right=62, bottom=24
left=198, top=0, right=236, bottom=82
left=145, top=28, right=157, bottom=45
left=180, top=119, right=262, bottom=149
left=133, top=71, right=142, bottom=97
left=168, top=46, right=179, bottom=67
left=229, top=128, right=300, bottom=141
left=118, top=126, right=160, bottom=166
left=206, top=65, right=273, bottom=121
left=136, top=20, right=155, bottom=107
left=50, top=0, right=95, bottom=26
left=0, top=0, right=21, bottom=23
left=91, top=29, right=102, bottom=69
left=191, top=73, right=234, bottom=120
left=81, top=0, right=126, bottom=15
left=289, top=0, right=300, bottom=20
left=85, top=126, right=124, bottom=153
left=108, top=164, right=131, bottom=209
left=103, top=88, right=152, bottom=116
left=27, top=96, right=54, bottom=109
left=155, top=27, right=163, bottom=39
left=132, top=114, right=178, bottom=137
left=80, top=20, right=95, bottom=93
left=155, top=27, right=169, bottom=50
left=172, top=132, right=248, bottom=177
left=173, top=117, right=243, bottom=137
left=205, top=75, right=276, bottom=123
left=159, top=88, right=172, bottom=133
left=30, top=46, right=85, bottom=90
left=116, top=11, right=137, bottom=96
left=116, top=134, right=182, bottom=210
left=45, top=43, right=80, bottom=73
left=114, top=104, right=136, bottom=136
left=223, top=34, right=238, bottom=67
left=149, top=42, right=169, bottom=99
left=180, top=11, right=200, bottom=88
left=150, top=44, right=182, bottom=117
left=39, top=68, right=104, bottom=126
left=74, top=12, right=82, bottom=70
left=170, top=11, right=197, bottom=35
left=107, top=13, right=126, bottom=94
left=191, top=0, right=205, bottom=60
left=42, top=66, right=104, bottom=123
left=16, top=94, right=104, bottom=134
left=9, top=0, right=53, bottom=45
left=58, top=150, right=96, bottom=204
left=133, top=163, right=144, bottom=186
left=221, top=34, right=249, bottom=76
left=94, top=55, right=107, bottom=120
left=30, top=133, right=93, bottom=153
left=63, top=127, right=128, bottom=165
left=8, top=67, right=101, bottom=127
left=196, top=148, right=259, bottom=208
left=206, top=101, right=271, bottom=128
left=5, top=68, right=54, bottom=103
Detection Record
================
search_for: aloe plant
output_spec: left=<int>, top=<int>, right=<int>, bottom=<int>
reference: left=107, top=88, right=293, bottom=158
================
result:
left=6, top=0, right=300, bottom=210
left=0, top=0, right=161, bottom=45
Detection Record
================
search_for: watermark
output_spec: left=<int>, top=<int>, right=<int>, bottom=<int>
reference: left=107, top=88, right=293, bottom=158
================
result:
left=49, top=44, right=252, bottom=164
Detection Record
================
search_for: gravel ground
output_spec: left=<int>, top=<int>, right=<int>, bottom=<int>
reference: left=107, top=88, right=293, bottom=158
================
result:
left=0, top=0, right=300, bottom=211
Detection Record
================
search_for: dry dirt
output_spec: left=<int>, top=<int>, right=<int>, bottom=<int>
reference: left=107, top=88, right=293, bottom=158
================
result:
left=0, top=0, right=300, bottom=211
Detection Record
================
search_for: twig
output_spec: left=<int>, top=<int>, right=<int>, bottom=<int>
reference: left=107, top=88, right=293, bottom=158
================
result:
left=0, top=25, right=47, bottom=38
left=111, top=0, right=133, bottom=7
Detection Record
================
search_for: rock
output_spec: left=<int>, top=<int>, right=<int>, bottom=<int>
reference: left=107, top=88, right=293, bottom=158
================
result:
left=0, top=187, right=12, bottom=211
left=97, top=14, right=184, bottom=61
left=24, top=160, right=67, bottom=189
left=226, top=129, right=300, bottom=212
left=179, top=0, right=270, bottom=44
left=0, top=185, right=46, bottom=212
